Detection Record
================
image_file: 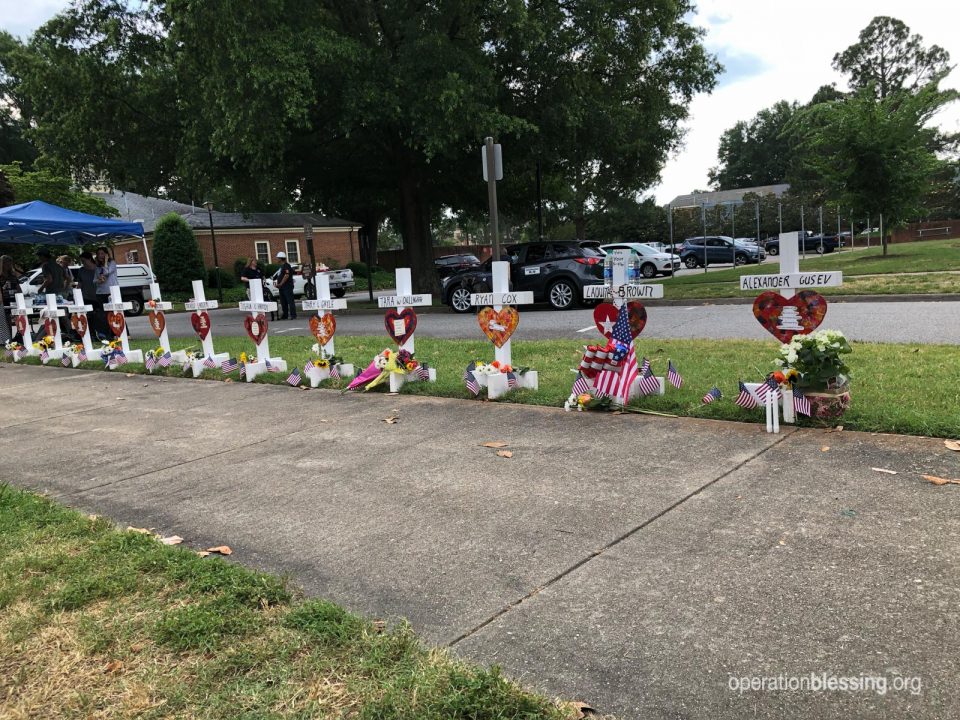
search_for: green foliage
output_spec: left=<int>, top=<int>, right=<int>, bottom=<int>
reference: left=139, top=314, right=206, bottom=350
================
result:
left=346, top=261, right=372, bottom=276
left=709, top=101, right=799, bottom=190
left=0, top=162, right=117, bottom=216
left=207, top=266, right=236, bottom=289
left=585, top=197, right=668, bottom=243
left=152, top=213, right=206, bottom=292
left=233, top=256, right=248, bottom=277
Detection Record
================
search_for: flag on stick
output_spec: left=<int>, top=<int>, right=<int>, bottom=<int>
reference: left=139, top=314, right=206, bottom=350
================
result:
left=755, top=376, right=780, bottom=403
left=571, top=373, right=590, bottom=397
left=793, top=388, right=812, bottom=417
left=734, top=381, right=759, bottom=409
left=701, top=386, right=722, bottom=404
left=202, top=356, right=217, bottom=369
left=593, top=305, right=639, bottom=402
left=463, top=362, right=480, bottom=396
left=286, top=367, right=302, bottom=386
left=221, top=357, right=239, bottom=374
left=667, top=360, right=683, bottom=389
left=637, top=367, right=660, bottom=396
left=145, top=355, right=156, bottom=371
left=330, top=364, right=341, bottom=380
left=158, top=351, right=171, bottom=367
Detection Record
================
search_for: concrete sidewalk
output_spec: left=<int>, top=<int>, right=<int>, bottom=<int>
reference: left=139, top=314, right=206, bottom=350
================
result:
left=2, top=362, right=958, bottom=718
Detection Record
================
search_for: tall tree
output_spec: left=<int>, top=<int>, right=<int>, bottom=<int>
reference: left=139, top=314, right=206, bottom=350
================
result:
left=832, top=16, right=952, bottom=100
left=708, top=101, right=798, bottom=190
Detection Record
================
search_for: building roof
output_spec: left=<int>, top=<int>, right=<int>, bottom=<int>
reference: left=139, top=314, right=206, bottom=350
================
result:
left=93, top=190, right=360, bottom=233
left=668, top=183, right=790, bottom=209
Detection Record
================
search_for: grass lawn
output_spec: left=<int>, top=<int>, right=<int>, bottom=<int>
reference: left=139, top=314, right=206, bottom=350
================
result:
left=11, top=335, right=959, bottom=438
left=0, top=486, right=583, bottom=719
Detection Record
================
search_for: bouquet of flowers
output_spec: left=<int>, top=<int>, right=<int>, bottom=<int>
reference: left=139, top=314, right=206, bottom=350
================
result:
left=563, top=390, right=612, bottom=412
left=100, top=339, right=127, bottom=368
left=347, top=348, right=428, bottom=391
left=307, top=343, right=343, bottom=370
left=60, top=341, right=88, bottom=366
left=774, top=329, right=851, bottom=390
left=463, top=359, right=529, bottom=396
left=33, top=335, right=55, bottom=363
left=4, top=339, right=26, bottom=361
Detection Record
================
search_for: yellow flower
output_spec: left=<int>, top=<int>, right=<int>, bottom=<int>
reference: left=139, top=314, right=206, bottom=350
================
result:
left=240, top=352, right=248, bottom=363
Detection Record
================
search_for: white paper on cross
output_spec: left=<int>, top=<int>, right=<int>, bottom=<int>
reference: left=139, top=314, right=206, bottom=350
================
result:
left=739, top=231, right=843, bottom=332
left=583, top=249, right=664, bottom=307
left=301, top=273, right=347, bottom=356
left=238, top=279, right=279, bottom=360
left=39, top=294, right=66, bottom=353
left=67, top=289, right=95, bottom=356
left=468, top=261, right=533, bottom=367
left=377, top=268, right=432, bottom=353
left=148, top=282, right=176, bottom=354
left=103, top=286, right=134, bottom=354
left=13, top=293, right=35, bottom=352
left=184, top=280, right=220, bottom=359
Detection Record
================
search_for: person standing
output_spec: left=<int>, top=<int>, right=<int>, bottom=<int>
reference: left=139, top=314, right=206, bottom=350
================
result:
left=57, top=255, right=75, bottom=291
left=37, top=248, right=65, bottom=298
left=94, top=247, right=118, bottom=340
left=76, top=251, right=106, bottom=340
left=275, top=251, right=296, bottom=320
left=0, top=254, right=21, bottom=343
left=240, top=258, right=276, bottom=321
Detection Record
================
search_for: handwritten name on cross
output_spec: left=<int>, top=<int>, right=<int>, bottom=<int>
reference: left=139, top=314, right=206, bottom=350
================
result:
left=377, top=268, right=432, bottom=354
left=582, top=249, right=664, bottom=306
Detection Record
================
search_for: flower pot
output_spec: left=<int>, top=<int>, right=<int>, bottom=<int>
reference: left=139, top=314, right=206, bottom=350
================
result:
left=799, top=378, right=851, bottom=421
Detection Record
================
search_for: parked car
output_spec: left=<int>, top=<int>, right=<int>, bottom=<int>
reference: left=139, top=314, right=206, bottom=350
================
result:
left=442, top=241, right=604, bottom=312
left=434, top=253, right=482, bottom=279
left=19, top=262, right=155, bottom=316
left=765, top=231, right=842, bottom=256
left=600, top=242, right=681, bottom=278
left=679, top=236, right=763, bottom=269
left=263, top=265, right=354, bottom=299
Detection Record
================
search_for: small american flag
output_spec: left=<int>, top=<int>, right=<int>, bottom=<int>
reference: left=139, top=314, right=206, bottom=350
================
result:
left=265, top=359, right=281, bottom=372
left=239, top=363, right=246, bottom=379
left=330, top=364, right=341, bottom=380
left=637, top=367, right=660, bottom=396
left=463, top=362, right=480, bottom=396
left=158, top=351, right=171, bottom=367
left=571, top=373, right=590, bottom=396
left=639, top=357, right=651, bottom=375
left=113, top=351, right=128, bottom=366
left=61, top=355, right=71, bottom=367
left=78, top=349, right=87, bottom=362
left=221, top=357, right=239, bottom=374
left=593, top=305, right=639, bottom=402
left=793, top=388, right=812, bottom=417
left=701, top=386, right=722, bottom=404
left=145, top=355, right=156, bottom=371
left=755, top=376, right=780, bottom=403
left=415, top=364, right=430, bottom=381
left=202, top=356, right=217, bottom=369
left=286, top=367, right=302, bottom=386
left=734, top=381, right=759, bottom=409
left=667, top=360, right=683, bottom=389
left=40, top=349, right=49, bottom=363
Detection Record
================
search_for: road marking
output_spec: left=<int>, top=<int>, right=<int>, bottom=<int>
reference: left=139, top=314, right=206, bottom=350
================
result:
left=274, top=327, right=305, bottom=334
left=576, top=325, right=596, bottom=333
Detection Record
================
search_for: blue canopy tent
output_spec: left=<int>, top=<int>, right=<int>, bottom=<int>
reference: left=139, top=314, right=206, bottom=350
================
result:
left=0, top=200, right=149, bottom=266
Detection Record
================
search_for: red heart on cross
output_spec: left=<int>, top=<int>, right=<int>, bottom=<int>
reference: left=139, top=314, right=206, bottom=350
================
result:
left=148, top=310, right=166, bottom=338
left=107, top=311, right=126, bottom=338
left=593, top=302, right=647, bottom=339
left=16, top=315, right=27, bottom=338
left=190, top=311, right=211, bottom=341
left=309, top=314, right=336, bottom=345
left=44, top=318, right=58, bottom=337
left=384, top=308, right=417, bottom=345
left=477, top=306, right=520, bottom=348
left=71, top=313, right=88, bottom=338
left=244, top=313, right=268, bottom=345
left=752, top=290, right=828, bottom=342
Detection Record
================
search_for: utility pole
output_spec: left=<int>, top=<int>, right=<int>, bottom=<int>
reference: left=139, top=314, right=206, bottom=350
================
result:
left=483, top=137, right=502, bottom=262
left=536, top=158, right=544, bottom=242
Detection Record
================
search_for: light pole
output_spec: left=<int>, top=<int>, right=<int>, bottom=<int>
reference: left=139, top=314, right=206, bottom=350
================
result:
left=204, top=201, right=222, bottom=302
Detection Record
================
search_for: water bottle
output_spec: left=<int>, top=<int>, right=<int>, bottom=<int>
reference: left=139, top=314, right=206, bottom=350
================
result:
left=603, top=254, right=613, bottom=285
left=628, top=258, right=641, bottom=283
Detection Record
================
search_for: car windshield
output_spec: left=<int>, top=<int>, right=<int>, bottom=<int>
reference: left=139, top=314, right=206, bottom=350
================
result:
left=579, top=243, right=604, bottom=258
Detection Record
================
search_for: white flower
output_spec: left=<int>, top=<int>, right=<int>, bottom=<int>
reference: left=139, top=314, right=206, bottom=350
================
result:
left=311, top=343, right=320, bottom=354
left=786, top=350, right=798, bottom=364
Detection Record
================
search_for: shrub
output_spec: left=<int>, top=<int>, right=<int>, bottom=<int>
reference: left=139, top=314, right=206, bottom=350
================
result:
left=346, top=261, right=371, bottom=276
left=233, top=257, right=248, bottom=277
left=207, top=267, right=236, bottom=289
left=152, top=214, right=205, bottom=292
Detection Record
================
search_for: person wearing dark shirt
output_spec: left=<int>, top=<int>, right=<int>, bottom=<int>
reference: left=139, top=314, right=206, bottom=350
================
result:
left=240, top=258, right=276, bottom=320
left=37, top=249, right=65, bottom=297
left=275, top=251, right=296, bottom=320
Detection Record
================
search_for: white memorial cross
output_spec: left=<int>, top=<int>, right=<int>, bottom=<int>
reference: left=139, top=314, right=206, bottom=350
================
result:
left=739, top=230, right=843, bottom=423
left=377, top=268, right=435, bottom=391
left=184, top=279, right=228, bottom=376
left=38, top=293, right=67, bottom=362
left=584, top=249, right=666, bottom=402
left=148, top=282, right=188, bottom=364
left=301, top=273, right=354, bottom=387
left=103, top=286, right=144, bottom=364
left=468, top=260, right=538, bottom=398
left=238, top=278, right=286, bottom=382
left=66, top=288, right=94, bottom=362
left=11, top=293, right=36, bottom=358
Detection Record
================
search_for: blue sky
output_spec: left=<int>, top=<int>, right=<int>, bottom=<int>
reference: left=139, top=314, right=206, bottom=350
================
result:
left=3, top=0, right=958, bottom=204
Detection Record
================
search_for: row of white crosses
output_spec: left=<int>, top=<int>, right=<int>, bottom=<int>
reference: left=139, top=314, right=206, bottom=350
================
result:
left=301, top=273, right=354, bottom=387
left=467, top=260, right=538, bottom=400
left=739, top=230, right=843, bottom=430
left=583, top=248, right=666, bottom=405
left=378, top=268, right=436, bottom=392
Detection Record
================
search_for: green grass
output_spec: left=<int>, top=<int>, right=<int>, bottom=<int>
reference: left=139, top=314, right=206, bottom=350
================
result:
left=0, top=486, right=580, bottom=719
left=11, top=334, right=959, bottom=438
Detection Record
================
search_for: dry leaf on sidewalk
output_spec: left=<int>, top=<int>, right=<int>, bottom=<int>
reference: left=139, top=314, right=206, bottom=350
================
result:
left=159, top=535, right=183, bottom=545
left=496, top=450, right=513, bottom=458
left=482, top=441, right=509, bottom=448
left=922, top=475, right=960, bottom=486
left=945, top=440, right=960, bottom=452
left=126, top=526, right=151, bottom=534
left=871, top=468, right=898, bottom=475
left=820, top=446, right=830, bottom=452
left=382, top=416, right=399, bottom=424
left=568, top=700, right=596, bottom=718
left=206, top=545, right=233, bottom=555
left=196, top=551, right=211, bottom=558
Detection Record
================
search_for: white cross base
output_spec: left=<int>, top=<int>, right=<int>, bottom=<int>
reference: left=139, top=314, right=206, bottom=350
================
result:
left=148, top=282, right=188, bottom=364
left=468, top=261, right=538, bottom=397
left=743, top=383, right=793, bottom=427
left=304, top=363, right=357, bottom=388
left=183, top=280, right=227, bottom=375
left=378, top=268, right=434, bottom=391
left=102, top=286, right=143, bottom=365
left=239, top=279, right=285, bottom=381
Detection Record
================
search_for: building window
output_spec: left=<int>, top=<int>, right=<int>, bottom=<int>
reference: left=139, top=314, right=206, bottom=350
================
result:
left=125, top=250, right=139, bottom=263
left=255, top=241, right=270, bottom=263
left=285, top=239, right=300, bottom=264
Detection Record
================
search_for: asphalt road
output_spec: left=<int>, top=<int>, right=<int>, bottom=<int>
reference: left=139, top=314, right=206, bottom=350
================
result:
left=127, top=299, right=960, bottom=345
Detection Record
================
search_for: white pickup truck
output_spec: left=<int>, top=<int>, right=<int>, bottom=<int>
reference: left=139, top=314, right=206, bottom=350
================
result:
left=19, top=263, right=155, bottom=316
left=264, top=265, right=354, bottom=299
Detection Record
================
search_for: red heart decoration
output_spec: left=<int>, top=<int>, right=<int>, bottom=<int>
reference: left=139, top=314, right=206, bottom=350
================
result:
left=309, top=314, right=336, bottom=345
left=71, top=314, right=88, bottom=338
left=244, top=313, right=268, bottom=345
left=148, top=310, right=166, bottom=338
left=191, top=311, right=211, bottom=341
left=16, top=315, right=27, bottom=337
left=107, top=311, right=126, bottom=338
left=44, top=317, right=58, bottom=337
left=384, top=308, right=417, bottom=345
left=752, top=290, right=828, bottom=342
left=593, top=302, right=647, bottom=339
left=477, top=306, right=520, bottom=348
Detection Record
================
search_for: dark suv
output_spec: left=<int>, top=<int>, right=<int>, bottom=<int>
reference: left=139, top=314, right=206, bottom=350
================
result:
left=434, top=253, right=482, bottom=279
left=765, top=232, right=842, bottom=255
left=442, top=241, right=604, bottom=312
left=680, top=236, right=763, bottom=269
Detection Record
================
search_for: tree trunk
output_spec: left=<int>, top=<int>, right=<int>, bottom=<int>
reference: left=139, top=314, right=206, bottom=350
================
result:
left=398, top=171, right=436, bottom=293
left=574, top=214, right=586, bottom=240
left=358, top=209, right=382, bottom=267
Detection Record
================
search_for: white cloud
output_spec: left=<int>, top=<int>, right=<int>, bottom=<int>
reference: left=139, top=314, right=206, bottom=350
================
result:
left=0, top=0, right=70, bottom=39
left=653, top=0, right=960, bottom=204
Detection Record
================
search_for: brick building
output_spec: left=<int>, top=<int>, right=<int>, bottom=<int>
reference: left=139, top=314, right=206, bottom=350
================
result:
left=95, top=190, right=362, bottom=270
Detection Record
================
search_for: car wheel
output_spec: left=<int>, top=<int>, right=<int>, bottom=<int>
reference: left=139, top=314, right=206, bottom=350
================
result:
left=641, top=262, right=656, bottom=279
left=547, top=279, right=576, bottom=310
left=767, top=246, right=779, bottom=256
left=815, top=245, right=826, bottom=255
left=331, top=288, right=346, bottom=298
left=734, top=254, right=748, bottom=266
left=125, top=296, right=144, bottom=317
left=683, top=256, right=699, bottom=269
left=448, top=285, right=472, bottom=313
